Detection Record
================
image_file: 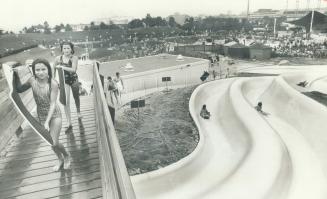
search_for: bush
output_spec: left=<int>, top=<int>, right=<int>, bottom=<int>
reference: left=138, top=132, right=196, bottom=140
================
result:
left=0, top=44, right=38, bottom=58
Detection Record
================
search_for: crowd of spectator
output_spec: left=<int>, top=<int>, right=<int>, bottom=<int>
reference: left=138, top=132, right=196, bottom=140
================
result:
left=272, top=37, right=327, bottom=58
left=4, top=25, right=327, bottom=62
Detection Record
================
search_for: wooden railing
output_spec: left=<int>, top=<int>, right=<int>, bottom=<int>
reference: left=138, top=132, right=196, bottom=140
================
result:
left=93, top=62, right=136, bottom=199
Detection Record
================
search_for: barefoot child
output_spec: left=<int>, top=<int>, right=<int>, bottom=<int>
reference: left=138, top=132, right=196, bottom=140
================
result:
left=14, top=59, right=70, bottom=171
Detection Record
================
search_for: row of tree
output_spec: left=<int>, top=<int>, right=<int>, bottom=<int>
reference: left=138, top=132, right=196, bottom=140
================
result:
left=19, top=14, right=288, bottom=34
left=127, top=15, right=252, bottom=33
left=20, top=14, right=180, bottom=34
left=22, top=21, right=73, bottom=33
left=21, top=21, right=120, bottom=33
left=128, top=14, right=178, bottom=29
left=85, top=21, right=120, bottom=31
left=127, top=14, right=289, bottom=33
left=0, top=29, right=14, bottom=35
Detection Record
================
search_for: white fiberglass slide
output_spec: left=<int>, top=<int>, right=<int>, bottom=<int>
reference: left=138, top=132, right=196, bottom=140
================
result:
left=132, top=78, right=289, bottom=199
left=130, top=64, right=327, bottom=199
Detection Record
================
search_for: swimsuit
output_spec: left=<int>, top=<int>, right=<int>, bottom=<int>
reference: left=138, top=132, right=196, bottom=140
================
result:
left=59, top=56, right=78, bottom=86
left=31, top=79, right=61, bottom=124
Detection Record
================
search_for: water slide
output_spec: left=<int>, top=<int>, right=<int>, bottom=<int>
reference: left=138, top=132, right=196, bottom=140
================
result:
left=129, top=65, right=327, bottom=199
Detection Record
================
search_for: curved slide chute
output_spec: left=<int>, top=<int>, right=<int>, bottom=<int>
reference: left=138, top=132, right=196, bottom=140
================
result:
left=242, top=76, right=327, bottom=199
left=131, top=77, right=296, bottom=199
left=130, top=62, right=327, bottom=198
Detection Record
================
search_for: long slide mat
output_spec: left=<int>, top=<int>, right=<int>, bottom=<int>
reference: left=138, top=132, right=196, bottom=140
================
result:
left=2, top=64, right=53, bottom=145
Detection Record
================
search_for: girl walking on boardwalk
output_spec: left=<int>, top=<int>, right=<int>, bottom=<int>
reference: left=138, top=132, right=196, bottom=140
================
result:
left=53, top=41, right=81, bottom=133
left=14, top=59, right=70, bottom=171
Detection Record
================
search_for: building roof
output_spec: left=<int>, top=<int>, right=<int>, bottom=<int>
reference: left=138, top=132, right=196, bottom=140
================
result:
left=224, top=41, right=238, bottom=47
left=99, top=54, right=206, bottom=77
left=249, top=43, right=271, bottom=49
left=229, top=43, right=247, bottom=48
left=289, top=11, right=327, bottom=31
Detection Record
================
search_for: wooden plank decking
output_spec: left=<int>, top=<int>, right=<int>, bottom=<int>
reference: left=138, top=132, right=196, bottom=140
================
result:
left=0, top=95, right=102, bottom=199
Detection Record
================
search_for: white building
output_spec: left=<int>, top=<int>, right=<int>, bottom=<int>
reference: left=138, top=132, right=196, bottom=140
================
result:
left=70, top=24, right=89, bottom=32
left=93, top=16, right=131, bottom=25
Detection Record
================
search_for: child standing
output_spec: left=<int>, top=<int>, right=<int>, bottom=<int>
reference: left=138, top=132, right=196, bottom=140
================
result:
left=113, top=72, right=124, bottom=103
left=14, top=59, right=70, bottom=171
left=53, top=41, right=81, bottom=133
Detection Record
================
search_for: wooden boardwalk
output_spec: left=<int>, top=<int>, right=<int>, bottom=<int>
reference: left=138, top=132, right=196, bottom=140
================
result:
left=0, top=95, right=102, bottom=199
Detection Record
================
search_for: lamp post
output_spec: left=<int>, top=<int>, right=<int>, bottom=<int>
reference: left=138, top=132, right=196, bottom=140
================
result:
left=219, top=59, right=222, bottom=79
left=273, top=18, right=277, bottom=38
left=247, top=0, right=250, bottom=20
left=309, top=10, right=314, bottom=39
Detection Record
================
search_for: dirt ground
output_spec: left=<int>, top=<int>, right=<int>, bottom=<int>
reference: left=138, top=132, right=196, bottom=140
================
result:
left=115, top=86, right=199, bottom=175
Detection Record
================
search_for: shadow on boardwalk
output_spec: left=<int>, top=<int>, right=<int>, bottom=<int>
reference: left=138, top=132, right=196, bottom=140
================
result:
left=0, top=96, right=102, bottom=199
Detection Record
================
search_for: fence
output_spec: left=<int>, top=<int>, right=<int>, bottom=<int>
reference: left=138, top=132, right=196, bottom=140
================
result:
left=93, top=62, right=136, bottom=199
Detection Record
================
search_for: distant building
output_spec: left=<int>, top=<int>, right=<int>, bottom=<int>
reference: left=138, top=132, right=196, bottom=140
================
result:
left=93, top=16, right=131, bottom=25
left=34, top=24, right=45, bottom=33
left=283, top=10, right=311, bottom=21
left=249, top=43, right=272, bottom=60
left=289, top=11, right=327, bottom=33
left=223, top=41, right=238, bottom=56
left=247, top=8, right=327, bottom=22
left=249, top=9, right=282, bottom=19
left=229, top=43, right=249, bottom=59
left=71, top=24, right=89, bottom=32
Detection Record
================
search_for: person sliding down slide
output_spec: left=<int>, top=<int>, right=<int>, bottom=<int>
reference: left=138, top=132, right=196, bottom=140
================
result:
left=255, top=102, right=269, bottom=116
left=200, top=104, right=211, bottom=119
left=297, top=80, right=308, bottom=87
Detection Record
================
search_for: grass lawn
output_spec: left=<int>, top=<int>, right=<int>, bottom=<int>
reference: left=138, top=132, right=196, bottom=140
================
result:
left=115, top=86, right=199, bottom=175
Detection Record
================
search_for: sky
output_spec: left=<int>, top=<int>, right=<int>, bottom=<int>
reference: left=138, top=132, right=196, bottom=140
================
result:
left=0, top=0, right=326, bottom=32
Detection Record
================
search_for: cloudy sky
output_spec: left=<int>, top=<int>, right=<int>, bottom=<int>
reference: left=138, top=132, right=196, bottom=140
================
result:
left=0, top=0, right=325, bottom=32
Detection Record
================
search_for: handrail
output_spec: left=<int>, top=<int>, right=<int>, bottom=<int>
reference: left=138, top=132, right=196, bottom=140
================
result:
left=93, top=62, right=136, bottom=199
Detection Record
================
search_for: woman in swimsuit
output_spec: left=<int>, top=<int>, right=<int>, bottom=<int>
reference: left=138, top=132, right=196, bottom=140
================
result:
left=53, top=41, right=81, bottom=133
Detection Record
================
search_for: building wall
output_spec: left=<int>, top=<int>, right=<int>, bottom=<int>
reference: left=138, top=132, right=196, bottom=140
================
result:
left=228, top=47, right=249, bottom=59
left=249, top=48, right=272, bottom=60
left=175, top=45, right=222, bottom=58
left=121, top=60, right=209, bottom=93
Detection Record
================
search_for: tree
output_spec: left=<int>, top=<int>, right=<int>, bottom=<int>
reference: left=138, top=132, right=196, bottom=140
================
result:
left=128, top=19, right=144, bottom=29
left=22, top=27, right=27, bottom=33
left=182, top=17, right=195, bottom=32
left=154, top=17, right=167, bottom=27
left=168, top=17, right=177, bottom=27
left=26, top=26, right=38, bottom=33
left=99, top=22, right=107, bottom=29
left=54, top=25, right=61, bottom=32
left=90, top=21, right=97, bottom=30
left=54, top=23, right=65, bottom=32
left=108, top=23, right=120, bottom=30
left=65, top=24, right=72, bottom=31
left=144, top=14, right=155, bottom=27
left=43, top=21, right=51, bottom=34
